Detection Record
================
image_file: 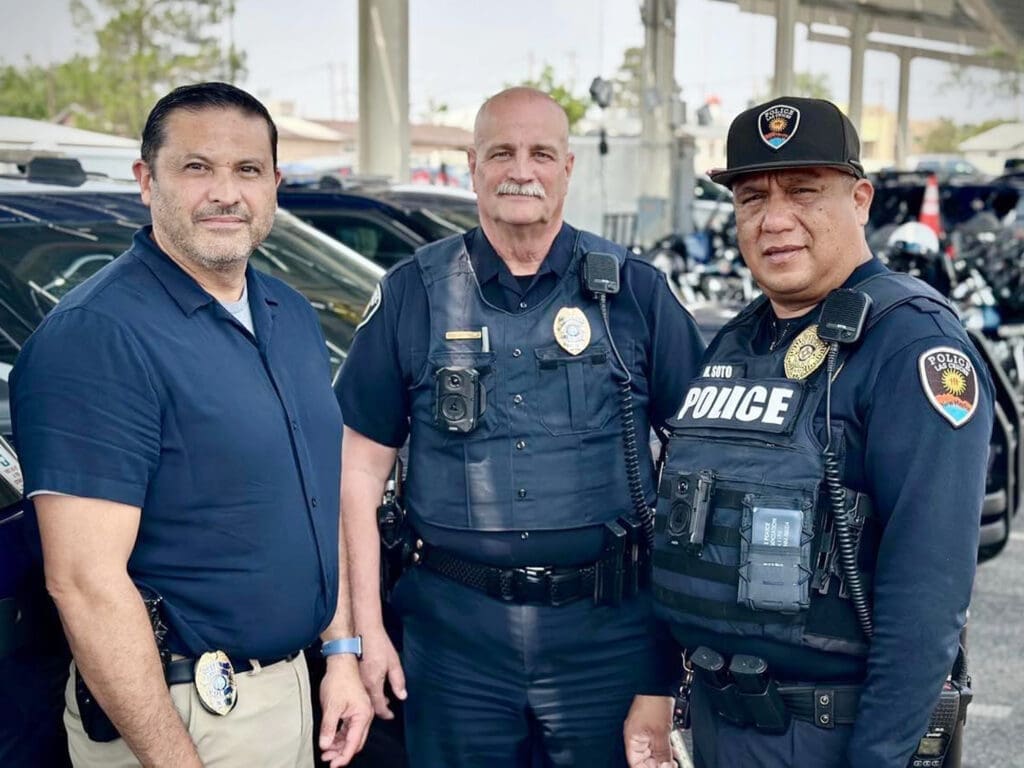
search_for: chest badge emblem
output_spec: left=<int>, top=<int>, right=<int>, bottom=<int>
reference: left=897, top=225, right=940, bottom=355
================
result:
left=784, top=325, right=828, bottom=380
left=553, top=307, right=591, bottom=356
left=194, top=650, right=238, bottom=716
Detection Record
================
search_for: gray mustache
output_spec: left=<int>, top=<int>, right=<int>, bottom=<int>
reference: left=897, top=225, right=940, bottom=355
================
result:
left=496, top=182, right=545, bottom=198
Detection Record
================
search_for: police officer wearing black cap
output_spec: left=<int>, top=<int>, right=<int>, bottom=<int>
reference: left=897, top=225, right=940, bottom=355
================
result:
left=337, top=86, right=705, bottom=767
left=624, top=97, right=994, bottom=768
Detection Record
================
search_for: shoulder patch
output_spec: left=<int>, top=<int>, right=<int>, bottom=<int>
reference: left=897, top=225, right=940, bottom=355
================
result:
left=356, top=282, right=382, bottom=331
left=917, top=346, right=979, bottom=428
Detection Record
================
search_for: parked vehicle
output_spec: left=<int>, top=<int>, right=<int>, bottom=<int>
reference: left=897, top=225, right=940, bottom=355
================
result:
left=0, top=171, right=383, bottom=376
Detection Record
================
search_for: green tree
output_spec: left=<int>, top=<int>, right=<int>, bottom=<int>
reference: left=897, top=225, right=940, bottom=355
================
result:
left=513, top=64, right=589, bottom=131
left=792, top=72, right=832, bottom=100
left=919, top=117, right=1010, bottom=153
left=756, top=71, right=833, bottom=102
left=0, top=1, right=244, bottom=137
left=70, top=0, right=245, bottom=136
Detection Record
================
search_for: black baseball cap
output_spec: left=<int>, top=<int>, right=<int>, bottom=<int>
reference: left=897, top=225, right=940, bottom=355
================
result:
left=709, top=96, right=865, bottom=188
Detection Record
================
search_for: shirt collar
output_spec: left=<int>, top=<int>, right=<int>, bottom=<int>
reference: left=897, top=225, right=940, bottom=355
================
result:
left=131, top=225, right=280, bottom=316
left=467, top=222, right=577, bottom=286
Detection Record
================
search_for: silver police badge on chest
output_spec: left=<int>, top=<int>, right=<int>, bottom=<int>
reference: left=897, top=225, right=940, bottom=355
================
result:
left=553, top=307, right=591, bottom=355
left=194, top=650, right=237, bottom=715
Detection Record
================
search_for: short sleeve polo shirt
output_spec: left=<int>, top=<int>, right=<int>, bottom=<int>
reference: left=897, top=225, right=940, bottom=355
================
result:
left=11, top=227, right=342, bottom=659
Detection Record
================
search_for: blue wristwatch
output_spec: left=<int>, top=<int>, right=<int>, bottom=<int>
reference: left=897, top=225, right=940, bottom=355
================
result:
left=321, top=636, right=363, bottom=659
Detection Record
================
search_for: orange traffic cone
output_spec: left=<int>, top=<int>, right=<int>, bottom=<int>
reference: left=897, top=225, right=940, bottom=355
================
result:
left=919, top=173, right=942, bottom=237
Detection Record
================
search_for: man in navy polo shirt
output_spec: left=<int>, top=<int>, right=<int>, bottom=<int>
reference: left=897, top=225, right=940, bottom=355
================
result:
left=337, top=87, right=706, bottom=766
left=10, top=83, right=371, bottom=767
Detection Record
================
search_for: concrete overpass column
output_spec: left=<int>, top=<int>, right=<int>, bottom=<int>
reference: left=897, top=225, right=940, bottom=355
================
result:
left=848, top=13, right=869, bottom=131
left=772, top=0, right=797, bottom=96
left=895, top=50, right=912, bottom=169
left=358, top=0, right=409, bottom=182
left=637, top=0, right=677, bottom=246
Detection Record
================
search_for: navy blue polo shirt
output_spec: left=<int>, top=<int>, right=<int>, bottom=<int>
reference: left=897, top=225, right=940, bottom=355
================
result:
left=337, top=223, right=706, bottom=566
left=11, top=227, right=342, bottom=660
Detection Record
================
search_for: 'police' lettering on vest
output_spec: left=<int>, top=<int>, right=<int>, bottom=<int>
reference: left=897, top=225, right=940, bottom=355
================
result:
left=670, top=380, right=803, bottom=434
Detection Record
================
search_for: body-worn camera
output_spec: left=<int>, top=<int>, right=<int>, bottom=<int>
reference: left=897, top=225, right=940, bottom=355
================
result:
left=434, top=366, right=486, bottom=433
left=663, top=469, right=716, bottom=552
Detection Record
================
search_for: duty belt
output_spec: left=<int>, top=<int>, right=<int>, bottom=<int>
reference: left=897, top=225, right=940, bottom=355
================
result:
left=415, top=544, right=599, bottom=606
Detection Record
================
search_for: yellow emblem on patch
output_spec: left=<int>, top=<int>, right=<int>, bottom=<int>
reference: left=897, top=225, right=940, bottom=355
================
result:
left=784, top=325, right=829, bottom=380
left=553, top=307, right=591, bottom=356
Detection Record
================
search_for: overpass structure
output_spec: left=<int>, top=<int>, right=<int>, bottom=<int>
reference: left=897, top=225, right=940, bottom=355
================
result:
left=714, top=0, right=1024, bottom=167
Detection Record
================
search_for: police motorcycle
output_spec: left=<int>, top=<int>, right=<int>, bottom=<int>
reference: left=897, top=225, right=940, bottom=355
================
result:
left=643, top=209, right=757, bottom=309
left=0, top=435, right=72, bottom=768
left=882, top=223, right=1023, bottom=562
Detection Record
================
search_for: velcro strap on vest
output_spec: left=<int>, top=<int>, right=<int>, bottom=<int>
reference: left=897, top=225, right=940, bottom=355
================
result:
left=652, top=548, right=738, bottom=585
left=653, top=584, right=802, bottom=625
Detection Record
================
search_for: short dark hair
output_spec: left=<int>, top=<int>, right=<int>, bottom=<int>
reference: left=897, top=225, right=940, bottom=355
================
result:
left=140, top=82, right=278, bottom=172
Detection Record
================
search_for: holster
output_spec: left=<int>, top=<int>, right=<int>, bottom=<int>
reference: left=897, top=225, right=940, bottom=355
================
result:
left=76, top=587, right=170, bottom=743
left=378, top=477, right=412, bottom=599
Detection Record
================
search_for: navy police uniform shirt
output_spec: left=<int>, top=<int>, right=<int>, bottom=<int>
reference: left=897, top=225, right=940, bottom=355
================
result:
left=678, top=257, right=993, bottom=768
left=11, top=227, right=342, bottom=660
left=337, top=223, right=706, bottom=567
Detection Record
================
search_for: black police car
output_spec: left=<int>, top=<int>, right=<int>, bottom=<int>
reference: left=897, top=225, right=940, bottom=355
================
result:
left=278, top=181, right=482, bottom=263
left=0, top=171, right=383, bottom=376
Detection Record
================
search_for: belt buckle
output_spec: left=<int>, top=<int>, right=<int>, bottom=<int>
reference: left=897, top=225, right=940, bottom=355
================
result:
left=513, top=567, right=549, bottom=604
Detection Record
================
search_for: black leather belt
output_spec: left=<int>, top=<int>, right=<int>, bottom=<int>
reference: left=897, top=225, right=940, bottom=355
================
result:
left=417, top=545, right=597, bottom=607
left=165, top=652, right=300, bottom=686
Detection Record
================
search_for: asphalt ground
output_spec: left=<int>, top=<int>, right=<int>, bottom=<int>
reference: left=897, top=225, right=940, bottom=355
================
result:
left=670, top=530, right=1024, bottom=768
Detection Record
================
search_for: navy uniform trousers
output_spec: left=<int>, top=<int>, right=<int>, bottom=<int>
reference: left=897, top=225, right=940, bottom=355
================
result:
left=392, top=567, right=662, bottom=768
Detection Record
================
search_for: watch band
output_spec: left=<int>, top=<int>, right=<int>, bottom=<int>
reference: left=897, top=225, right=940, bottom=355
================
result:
left=321, top=636, right=363, bottom=659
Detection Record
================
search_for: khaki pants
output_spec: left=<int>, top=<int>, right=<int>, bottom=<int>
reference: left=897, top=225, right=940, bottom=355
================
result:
left=65, top=652, right=314, bottom=767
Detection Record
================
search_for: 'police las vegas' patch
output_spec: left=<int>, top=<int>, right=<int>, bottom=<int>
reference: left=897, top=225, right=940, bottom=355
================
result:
left=759, top=104, right=800, bottom=150
left=918, top=346, right=979, bottom=428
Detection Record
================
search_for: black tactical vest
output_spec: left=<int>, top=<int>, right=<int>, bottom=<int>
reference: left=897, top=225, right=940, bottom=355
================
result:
left=405, top=231, right=655, bottom=533
left=652, top=272, right=955, bottom=658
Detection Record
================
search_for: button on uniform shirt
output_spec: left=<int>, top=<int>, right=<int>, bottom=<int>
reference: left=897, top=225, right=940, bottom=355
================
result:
left=11, top=227, right=342, bottom=660
left=337, top=223, right=706, bottom=567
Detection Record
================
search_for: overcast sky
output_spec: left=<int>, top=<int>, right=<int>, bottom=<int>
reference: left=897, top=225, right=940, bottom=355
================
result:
left=2, top=0, right=1019, bottom=127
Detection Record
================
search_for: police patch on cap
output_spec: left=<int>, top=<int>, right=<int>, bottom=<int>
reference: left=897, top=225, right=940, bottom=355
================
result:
left=356, top=283, right=382, bottom=331
left=759, top=105, right=800, bottom=150
left=918, top=346, right=979, bottom=428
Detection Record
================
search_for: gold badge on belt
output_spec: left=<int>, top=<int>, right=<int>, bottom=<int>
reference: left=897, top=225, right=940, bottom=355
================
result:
left=553, top=307, right=591, bottom=355
left=784, top=325, right=829, bottom=380
left=194, top=650, right=237, bottom=716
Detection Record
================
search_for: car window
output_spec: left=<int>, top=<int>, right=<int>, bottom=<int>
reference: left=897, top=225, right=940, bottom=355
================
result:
left=301, top=213, right=417, bottom=268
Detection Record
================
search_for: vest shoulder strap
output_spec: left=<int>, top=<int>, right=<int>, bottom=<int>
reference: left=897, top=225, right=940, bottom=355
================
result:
left=414, top=234, right=470, bottom=286
left=854, top=271, right=957, bottom=330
